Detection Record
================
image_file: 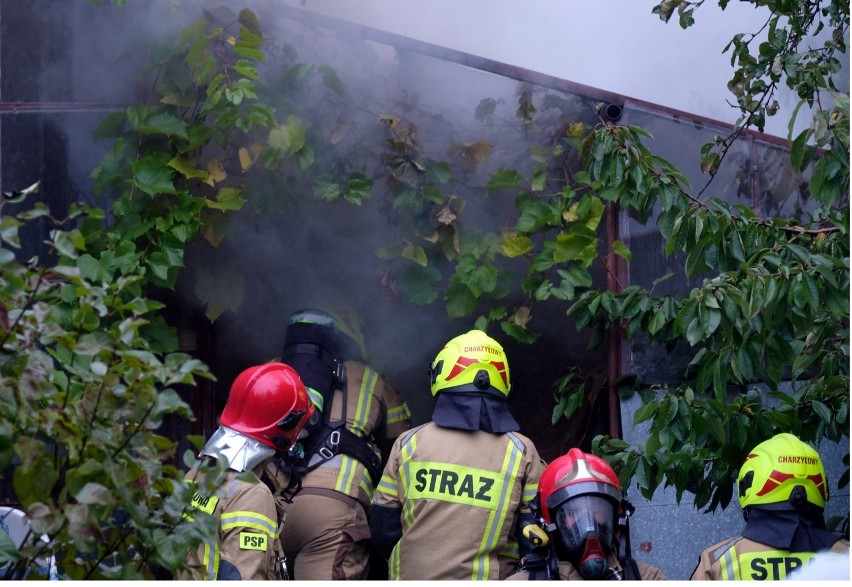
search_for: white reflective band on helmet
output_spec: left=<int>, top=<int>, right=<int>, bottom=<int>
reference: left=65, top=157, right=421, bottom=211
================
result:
left=288, top=309, right=336, bottom=326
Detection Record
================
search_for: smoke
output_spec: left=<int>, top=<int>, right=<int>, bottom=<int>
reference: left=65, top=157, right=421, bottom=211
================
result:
left=278, top=0, right=849, bottom=139
left=161, top=1, right=608, bottom=431
left=11, top=0, right=789, bottom=450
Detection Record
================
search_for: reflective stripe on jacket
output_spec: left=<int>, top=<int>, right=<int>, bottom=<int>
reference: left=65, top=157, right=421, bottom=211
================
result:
left=690, top=535, right=850, bottom=580
left=297, top=361, right=411, bottom=507
left=180, top=467, right=284, bottom=580
left=373, top=422, right=545, bottom=580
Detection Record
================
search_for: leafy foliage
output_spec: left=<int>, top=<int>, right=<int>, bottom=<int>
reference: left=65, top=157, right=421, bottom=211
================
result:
left=574, top=0, right=850, bottom=511
left=90, top=8, right=279, bottom=319
left=0, top=187, right=215, bottom=579
left=0, top=6, right=283, bottom=578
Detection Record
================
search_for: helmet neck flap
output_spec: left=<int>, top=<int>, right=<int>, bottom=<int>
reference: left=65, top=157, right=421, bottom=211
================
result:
left=431, top=392, right=519, bottom=433
left=200, top=425, right=277, bottom=472
left=741, top=506, right=840, bottom=553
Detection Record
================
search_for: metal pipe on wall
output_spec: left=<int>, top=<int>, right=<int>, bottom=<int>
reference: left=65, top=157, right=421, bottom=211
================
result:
left=606, top=199, right=623, bottom=440
left=604, top=103, right=625, bottom=440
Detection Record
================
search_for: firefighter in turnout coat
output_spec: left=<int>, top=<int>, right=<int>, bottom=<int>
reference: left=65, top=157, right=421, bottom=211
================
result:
left=179, top=362, right=314, bottom=581
left=506, top=448, right=666, bottom=581
left=690, top=433, right=850, bottom=580
left=278, top=309, right=412, bottom=580
left=370, top=329, right=545, bottom=580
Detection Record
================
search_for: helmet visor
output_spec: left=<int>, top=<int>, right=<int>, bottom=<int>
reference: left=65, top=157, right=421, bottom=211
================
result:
left=554, top=495, right=615, bottom=552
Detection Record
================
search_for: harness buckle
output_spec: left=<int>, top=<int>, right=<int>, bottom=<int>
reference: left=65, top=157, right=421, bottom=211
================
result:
left=333, top=360, right=346, bottom=385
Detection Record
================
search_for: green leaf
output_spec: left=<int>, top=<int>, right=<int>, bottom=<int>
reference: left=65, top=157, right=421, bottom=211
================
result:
left=233, top=45, right=264, bottom=61
left=314, top=175, right=342, bottom=202
left=659, top=397, right=678, bottom=426
left=77, top=254, right=102, bottom=282
left=487, top=168, right=522, bottom=190
left=464, top=263, right=498, bottom=297
left=397, top=265, right=440, bottom=305
left=801, top=272, right=819, bottom=311
left=554, top=231, right=597, bottom=265
left=501, top=234, right=534, bottom=258
left=148, top=251, right=172, bottom=281
left=402, top=243, right=428, bottom=267
left=553, top=390, right=585, bottom=423
left=728, top=228, right=745, bottom=263
left=132, top=157, right=177, bottom=196
left=446, top=275, right=476, bottom=318
left=206, top=187, right=246, bottom=212
left=634, top=401, right=658, bottom=425
left=811, top=400, right=832, bottom=423
left=789, top=128, right=813, bottom=171
left=168, top=157, right=210, bottom=181
left=238, top=9, right=262, bottom=36
left=702, top=307, right=722, bottom=337
left=268, top=116, right=307, bottom=155
left=75, top=482, right=115, bottom=505
left=139, top=112, right=188, bottom=139
left=318, top=65, right=345, bottom=96
left=611, top=240, right=633, bottom=262
left=685, top=317, right=704, bottom=346
left=0, top=528, right=20, bottom=565
left=647, top=310, right=667, bottom=335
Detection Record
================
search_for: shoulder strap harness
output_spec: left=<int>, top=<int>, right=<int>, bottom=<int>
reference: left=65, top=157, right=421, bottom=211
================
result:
left=281, top=340, right=383, bottom=493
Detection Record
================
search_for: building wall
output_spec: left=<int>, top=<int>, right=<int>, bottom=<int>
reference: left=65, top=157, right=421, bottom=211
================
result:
left=622, top=393, right=851, bottom=580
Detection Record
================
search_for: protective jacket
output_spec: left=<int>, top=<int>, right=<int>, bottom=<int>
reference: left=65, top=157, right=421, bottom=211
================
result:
left=371, top=422, right=545, bottom=580
left=690, top=535, right=850, bottom=580
left=506, top=555, right=667, bottom=580
left=280, top=361, right=411, bottom=580
left=180, top=464, right=285, bottom=580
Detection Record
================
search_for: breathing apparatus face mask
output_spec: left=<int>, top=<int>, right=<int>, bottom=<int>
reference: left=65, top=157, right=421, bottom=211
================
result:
left=554, top=495, right=616, bottom=579
left=297, top=405, right=321, bottom=440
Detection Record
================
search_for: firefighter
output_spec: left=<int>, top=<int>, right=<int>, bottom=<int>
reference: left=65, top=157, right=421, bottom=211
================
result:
left=277, top=308, right=412, bottom=580
left=690, top=432, right=849, bottom=580
left=179, top=362, right=315, bottom=581
left=369, top=329, right=546, bottom=580
left=507, top=448, right=666, bottom=580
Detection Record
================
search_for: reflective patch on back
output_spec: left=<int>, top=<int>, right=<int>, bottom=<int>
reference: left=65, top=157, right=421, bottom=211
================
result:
left=191, top=491, right=219, bottom=515
left=239, top=532, right=268, bottom=551
left=407, top=461, right=501, bottom=509
left=738, top=551, right=814, bottom=580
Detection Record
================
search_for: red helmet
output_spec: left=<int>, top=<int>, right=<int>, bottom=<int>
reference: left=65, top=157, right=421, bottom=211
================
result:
left=539, top=448, right=623, bottom=524
left=539, top=449, right=624, bottom=579
left=220, top=362, right=314, bottom=450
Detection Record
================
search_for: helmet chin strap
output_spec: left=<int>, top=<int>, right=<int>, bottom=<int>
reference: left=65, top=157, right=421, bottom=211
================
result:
left=575, top=535, right=610, bottom=580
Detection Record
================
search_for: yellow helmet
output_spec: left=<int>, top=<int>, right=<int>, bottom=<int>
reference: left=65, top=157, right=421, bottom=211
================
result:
left=737, top=433, right=829, bottom=511
left=429, top=330, right=510, bottom=397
